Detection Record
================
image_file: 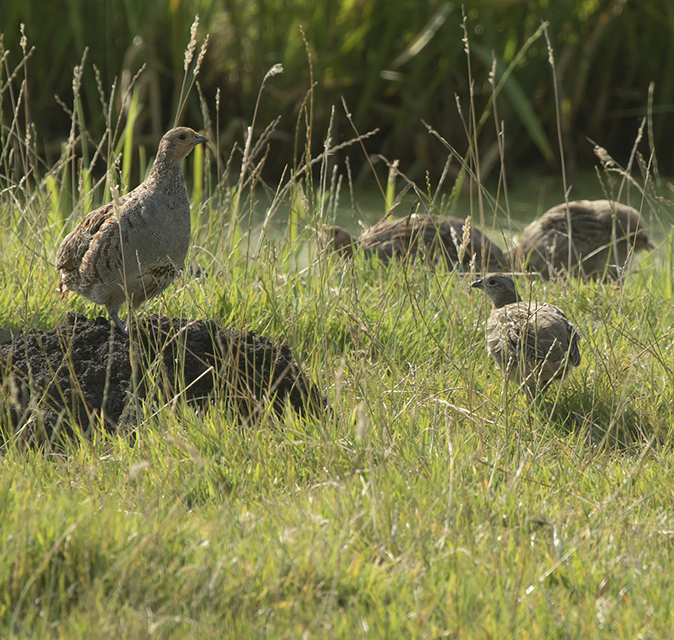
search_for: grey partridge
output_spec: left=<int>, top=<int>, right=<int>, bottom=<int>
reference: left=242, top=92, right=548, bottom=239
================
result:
left=472, top=273, right=581, bottom=393
left=326, top=213, right=508, bottom=272
left=517, top=199, right=653, bottom=279
left=56, top=127, right=207, bottom=333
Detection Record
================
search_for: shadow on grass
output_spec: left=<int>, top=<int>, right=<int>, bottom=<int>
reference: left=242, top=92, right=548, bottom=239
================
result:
left=537, top=389, right=654, bottom=450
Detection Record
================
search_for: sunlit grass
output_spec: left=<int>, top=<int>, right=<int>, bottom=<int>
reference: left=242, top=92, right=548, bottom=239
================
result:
left=1, top=23, right=674, bottom=640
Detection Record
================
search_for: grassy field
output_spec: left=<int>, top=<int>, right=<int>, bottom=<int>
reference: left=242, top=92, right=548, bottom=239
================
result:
left=2, top=31, right=674, bottom=640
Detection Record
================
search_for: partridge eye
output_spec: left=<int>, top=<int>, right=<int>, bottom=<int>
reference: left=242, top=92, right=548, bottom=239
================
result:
left=178, top=134, right=186, bottom=140
left=488, top=278, right=495, bottom=285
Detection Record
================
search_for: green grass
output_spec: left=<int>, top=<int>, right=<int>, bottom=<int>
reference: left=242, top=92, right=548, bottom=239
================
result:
left=2, top=191, right=674, bottom=637
left=4, top=0, right=674, bottom=182
left=2, top=23, right=674, bottom=640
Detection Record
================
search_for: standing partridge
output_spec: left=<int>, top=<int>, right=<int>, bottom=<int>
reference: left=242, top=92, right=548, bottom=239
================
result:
left=471, top=274, right=581, bottom=393
left=326, top=213, right=508, bottom=272
left=56, top=127, right=207, bottom=333
left=516, top=199, right=653, bottom=279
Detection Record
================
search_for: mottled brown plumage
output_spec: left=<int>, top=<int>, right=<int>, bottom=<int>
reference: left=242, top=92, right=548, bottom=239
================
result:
left=326, top=214, right=508, bottom=272
left=517, top=200, right=653, bottom=279
left=472, top=273, right=581, bottom=393
left=56, top=127, right=207, bottom=333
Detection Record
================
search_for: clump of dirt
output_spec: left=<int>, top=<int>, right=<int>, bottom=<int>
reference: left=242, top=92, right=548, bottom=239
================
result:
left=0, top=313, right=325, bottom=444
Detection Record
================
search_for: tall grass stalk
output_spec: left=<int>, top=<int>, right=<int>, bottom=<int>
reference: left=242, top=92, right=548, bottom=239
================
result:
left=544, top=25, right=573, bottom=273
left=120, top=90, right=140, bottom=194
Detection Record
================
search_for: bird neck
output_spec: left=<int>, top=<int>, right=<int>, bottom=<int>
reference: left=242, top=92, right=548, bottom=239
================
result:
left=493, top=291, right=522, bottom=308
left=146, top=157, right=185, bottom=193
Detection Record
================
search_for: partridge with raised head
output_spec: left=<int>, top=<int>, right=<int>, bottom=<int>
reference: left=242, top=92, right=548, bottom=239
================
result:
left=517, top=199, right=653, bottom=279
left=472, top=274, right=581, bottom=393
left=326, top=213, right=508, bottom=272
left=56, top=127, right=207, bottom=333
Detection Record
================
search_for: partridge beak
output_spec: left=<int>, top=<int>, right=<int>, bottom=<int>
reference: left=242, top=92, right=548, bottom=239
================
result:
left=194, top=134, right=208, bottom=146
left=471, top=279, right=484, bottom=290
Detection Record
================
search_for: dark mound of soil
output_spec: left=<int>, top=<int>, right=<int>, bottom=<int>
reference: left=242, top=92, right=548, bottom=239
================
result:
left=0, top=313, right=325, bottom=443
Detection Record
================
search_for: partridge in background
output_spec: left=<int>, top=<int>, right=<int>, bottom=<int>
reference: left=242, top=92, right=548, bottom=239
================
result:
left=56, top=127, right=207, bottom=333
left=516, top=199, right=653, bottom=279
left=472, top=273, right=581, bottom=393
left=326, top=213, right=508, bottom=272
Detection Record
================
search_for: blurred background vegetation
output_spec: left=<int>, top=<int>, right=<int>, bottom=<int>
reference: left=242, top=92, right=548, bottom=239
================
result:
left=2, top=0, right=674, bottom=186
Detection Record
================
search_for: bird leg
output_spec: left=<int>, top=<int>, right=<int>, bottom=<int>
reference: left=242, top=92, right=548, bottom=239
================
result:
left=107, top=307, right=128, bottom=335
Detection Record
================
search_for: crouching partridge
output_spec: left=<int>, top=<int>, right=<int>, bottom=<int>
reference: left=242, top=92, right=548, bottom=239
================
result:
left=516, top=199, right=653, bottom=280
left=56, top=127, right=207, bottom=333
left=326, top=213, right=508, bottom=272
left=471, top=274, right=581, bottom=393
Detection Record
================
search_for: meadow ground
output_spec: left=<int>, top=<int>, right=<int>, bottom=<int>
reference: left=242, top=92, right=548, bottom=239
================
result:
left=1, top=165, right=674, bottom=638
left=2, top=25, right=674, bottom=637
